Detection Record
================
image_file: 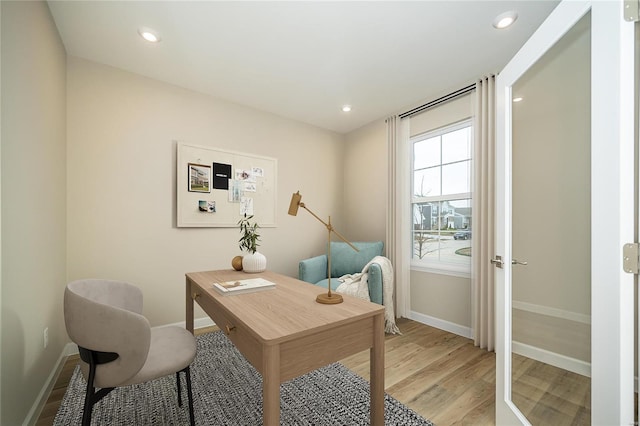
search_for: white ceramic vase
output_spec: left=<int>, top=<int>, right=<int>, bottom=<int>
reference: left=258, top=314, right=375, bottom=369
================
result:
left=242, top=251, right=267, bottom=273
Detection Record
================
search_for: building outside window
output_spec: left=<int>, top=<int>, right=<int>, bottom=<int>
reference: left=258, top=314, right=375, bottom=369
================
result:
left=411, top=119, right=472, bottom=275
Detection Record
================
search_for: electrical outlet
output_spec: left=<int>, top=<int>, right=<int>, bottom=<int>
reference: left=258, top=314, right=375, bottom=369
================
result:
left=43, top=327, right=49, bottom=349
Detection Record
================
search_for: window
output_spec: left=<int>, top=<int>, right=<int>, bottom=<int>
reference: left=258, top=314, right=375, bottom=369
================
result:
left=411, top=120, right=472, bottom=274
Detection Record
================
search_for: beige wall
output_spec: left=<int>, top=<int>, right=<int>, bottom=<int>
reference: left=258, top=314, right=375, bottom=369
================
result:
left=343, top=119, right=387, bottom=243
left=511, top=13, right=590, bottom=361
left=1, top=2, right=67, bottom=425
left=410, top=270, right=471, bottom=328
left=67, top=57, right=346, bottom=327
left=409, top=94, right=473, bottom=138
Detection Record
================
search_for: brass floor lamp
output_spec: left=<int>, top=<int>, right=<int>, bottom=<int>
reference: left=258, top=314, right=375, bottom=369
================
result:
left=288, top=191, right=359, bottom=304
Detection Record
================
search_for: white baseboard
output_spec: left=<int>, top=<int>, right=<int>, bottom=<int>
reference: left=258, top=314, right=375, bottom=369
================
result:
left=154, top=316, right=216, bottom=331
left=23, top=345, right=71, bottom=426
left=512, top=340, right=591, bottom=378
left=63, top=342, right=77, bottom=356
left=402, top=312, right=624, bottom=386
left=512, top=300, right=590, bottom=325
left=26, top=317, right=216, bottom=425
left=408, top=311, right=473, bottom=339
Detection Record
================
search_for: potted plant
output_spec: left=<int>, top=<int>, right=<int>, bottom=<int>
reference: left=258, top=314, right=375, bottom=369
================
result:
left=238, top=214, right=266, bottom=273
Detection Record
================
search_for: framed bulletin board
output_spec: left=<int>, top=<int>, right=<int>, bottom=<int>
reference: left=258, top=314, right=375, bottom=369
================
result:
left=177, top=142, right=277, bottom=227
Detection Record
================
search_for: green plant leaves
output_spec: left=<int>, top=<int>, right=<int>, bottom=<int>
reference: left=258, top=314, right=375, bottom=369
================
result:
left=238, top=214, right=260, bottom=254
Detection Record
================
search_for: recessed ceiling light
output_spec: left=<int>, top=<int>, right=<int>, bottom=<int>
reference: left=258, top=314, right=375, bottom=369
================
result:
left=138, top=27, right=161, bottom=43
left=493, top=11, right=518, bottom=29
left=342, top=105, right=352, bottom=112
left=513, top=97, right=523, bottom=102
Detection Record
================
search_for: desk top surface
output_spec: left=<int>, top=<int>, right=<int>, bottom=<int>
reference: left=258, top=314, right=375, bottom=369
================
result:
left=186, top=269, right=384, bottom=344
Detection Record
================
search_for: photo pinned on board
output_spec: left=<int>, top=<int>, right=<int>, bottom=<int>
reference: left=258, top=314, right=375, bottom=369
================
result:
left=188, top=163, right=211, bottom=193
left=199, top=200, right=216, bottom=213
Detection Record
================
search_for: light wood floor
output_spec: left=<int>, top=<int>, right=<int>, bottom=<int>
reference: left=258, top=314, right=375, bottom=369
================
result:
left=36, top=318, right=592, bottom=425
left=511, top=353, right=590, bottom=425
left=341, top=318, right=497, bottom=425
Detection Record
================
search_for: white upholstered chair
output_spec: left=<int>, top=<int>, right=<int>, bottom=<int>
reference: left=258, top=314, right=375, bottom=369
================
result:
left=64, top=279, right=196, bottom=426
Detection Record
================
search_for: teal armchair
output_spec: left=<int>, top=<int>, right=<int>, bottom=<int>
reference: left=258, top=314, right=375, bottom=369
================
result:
left=298, top=241, right=384, bottom=305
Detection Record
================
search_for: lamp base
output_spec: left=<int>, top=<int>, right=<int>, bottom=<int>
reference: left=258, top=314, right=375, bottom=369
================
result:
left=316, top=292, right=343, bottom=304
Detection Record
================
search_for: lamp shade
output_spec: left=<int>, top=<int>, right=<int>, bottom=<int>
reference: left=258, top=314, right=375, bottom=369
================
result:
left=288, top=191, right=302, bottom=216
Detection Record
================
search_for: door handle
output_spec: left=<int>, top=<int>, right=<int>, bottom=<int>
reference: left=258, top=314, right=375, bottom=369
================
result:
left=491, top=256, right=527, bottom=267
left=490, top=255, right=503, bottom=269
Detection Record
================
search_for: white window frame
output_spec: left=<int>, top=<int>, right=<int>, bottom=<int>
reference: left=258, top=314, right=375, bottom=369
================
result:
left=410, top=119, right=472, bottom=278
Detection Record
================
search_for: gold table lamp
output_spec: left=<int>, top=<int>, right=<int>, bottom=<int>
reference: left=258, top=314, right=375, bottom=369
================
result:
left=288, top=191, right=359, bottom=304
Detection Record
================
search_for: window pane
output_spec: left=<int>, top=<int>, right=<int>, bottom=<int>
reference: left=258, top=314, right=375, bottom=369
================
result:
left=414, top=136, right=440, bottom=169
left=442, top=160, right=470, bottom=195
left=410, top=121, right=472, bottom=271
left=413, top=201, right=440, bottom=260
left=442, top=127, right=471, bottom=164
left=413, top=202, right=437, bottom=231
left=446, top=199, right=472, bottom=231
left=413, top=229, right=441, bottom=260
left=414, top=167, right=440, bottom=197
left=412, top=198, right=472, bottom=264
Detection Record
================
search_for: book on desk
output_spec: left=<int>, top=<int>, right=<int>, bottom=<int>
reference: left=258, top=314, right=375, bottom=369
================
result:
left=212, top=278, right=276, bottom=295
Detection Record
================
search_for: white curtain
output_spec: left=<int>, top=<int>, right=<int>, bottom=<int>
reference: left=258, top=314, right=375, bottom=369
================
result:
left=472, top=76, right=496, bottom=351
left=386, top=115, right=410, bottom=318
left=385, top=116, right=398, bottom=278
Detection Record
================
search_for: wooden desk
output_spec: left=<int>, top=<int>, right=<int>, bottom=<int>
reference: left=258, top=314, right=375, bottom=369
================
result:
left=185, top=269, right=385, bottom=426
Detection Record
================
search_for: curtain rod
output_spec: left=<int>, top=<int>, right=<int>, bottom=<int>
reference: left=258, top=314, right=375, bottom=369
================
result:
left=398, top=83, right=476, bottom=119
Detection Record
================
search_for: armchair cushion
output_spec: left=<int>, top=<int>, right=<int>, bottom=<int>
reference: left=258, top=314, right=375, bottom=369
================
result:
left=299, top=241, right=385, bottom=305
left=298, top=254, right=328, bottom=285
left=123, top=326, right=197, bottom=386
left=330, top=241, right=384, bottom=278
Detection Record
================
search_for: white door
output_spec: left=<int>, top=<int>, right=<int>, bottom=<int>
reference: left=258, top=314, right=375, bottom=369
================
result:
left=496, top=1, right=636, bottom=424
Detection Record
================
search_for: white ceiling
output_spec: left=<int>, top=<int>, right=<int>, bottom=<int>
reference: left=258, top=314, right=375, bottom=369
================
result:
left=47, top=1, right=559, bottom=134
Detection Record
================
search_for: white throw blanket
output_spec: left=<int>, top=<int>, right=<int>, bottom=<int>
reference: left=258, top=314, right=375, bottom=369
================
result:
left=336, top=256, right=401, bottom=334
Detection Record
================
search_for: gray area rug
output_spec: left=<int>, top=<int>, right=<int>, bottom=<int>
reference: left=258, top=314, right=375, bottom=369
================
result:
left=54, top=331, right=434, bottom=425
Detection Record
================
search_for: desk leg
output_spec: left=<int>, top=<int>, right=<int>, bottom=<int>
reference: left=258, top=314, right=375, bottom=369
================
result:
left=370, top=313, right=385, bottom=426
left=263, top=344, right=280, bottom=426
left=186, top=278, right=194, bottom=335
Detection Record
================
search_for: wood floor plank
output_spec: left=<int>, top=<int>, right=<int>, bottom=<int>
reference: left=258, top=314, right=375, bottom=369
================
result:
left=386, top=342, right=486, bottom=401
left=430, top=377, right=495, bottom=425
left=457, top=388, right=496, bottom=426
left=513, top=379, right=548, bottom=418
left=438, top=349, right=495, bottom=391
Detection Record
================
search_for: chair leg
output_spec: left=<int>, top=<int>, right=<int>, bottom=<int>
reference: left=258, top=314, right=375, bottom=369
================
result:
left=176, top=371, right=182, bottom=406
left=185, top=367, right=195, bottom=426
left=82, top=383, right=95, bottom=426
left=82, top=356, right=98, bottom=426
left=78, top=348, right=115, bottom=426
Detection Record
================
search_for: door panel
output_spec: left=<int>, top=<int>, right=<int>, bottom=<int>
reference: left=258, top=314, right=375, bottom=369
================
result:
left=510, top=13, right=591, bottom=423
left=496, top=0, right=635, bottom=423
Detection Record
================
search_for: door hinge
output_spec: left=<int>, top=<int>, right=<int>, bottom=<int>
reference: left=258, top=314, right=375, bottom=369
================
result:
left=623, top=243, right=639, bottom=274
left=624, top=0, right=639, bottom=22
